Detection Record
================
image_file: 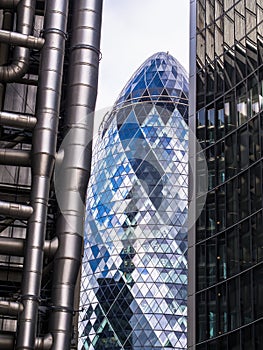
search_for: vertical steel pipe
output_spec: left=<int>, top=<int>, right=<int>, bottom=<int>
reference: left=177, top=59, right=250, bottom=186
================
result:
left=0, top=9, right=13, bottom=106
left=51, top=0, right=103, bottom=348
left=15, top=1, right=69, bottom=349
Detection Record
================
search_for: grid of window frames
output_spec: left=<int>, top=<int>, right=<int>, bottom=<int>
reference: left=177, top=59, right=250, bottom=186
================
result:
left=194, top=0, right=263, bottom=349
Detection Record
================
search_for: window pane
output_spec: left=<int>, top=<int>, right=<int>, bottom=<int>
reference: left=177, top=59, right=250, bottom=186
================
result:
left=207, top=238, right=216, bottom=286
left=252, top=211, right=263, bottom=263
left=255, top=321, right=263, bottom=350
left=240, top=271, right=252, bottom=324
left=208, top=288, right=216, bottom=338
left=241, top=325, right=253, bottom=350
left=254, top=265, right=263, bottom=319
left=197, top=243, right=206, bottom=290
left=240, top=220, right=252, bottom=270
left=197, top=292, right=207, bottom=342
left=228, top=278, right=240, bottom=330
left=228, top=330, right=240, bottom=350
left=227, top=228, right=239, bottom=276
left=218, top=283, right=227, bottom=334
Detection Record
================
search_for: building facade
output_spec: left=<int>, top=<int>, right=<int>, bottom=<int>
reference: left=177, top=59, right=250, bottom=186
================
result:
left=189, top=0, right=263, bottom=349
left=79, top=52, right=189, bottom=350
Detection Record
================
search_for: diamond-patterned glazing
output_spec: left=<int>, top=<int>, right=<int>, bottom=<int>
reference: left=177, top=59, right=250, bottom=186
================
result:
left=79, top=52, right=189, bottom=350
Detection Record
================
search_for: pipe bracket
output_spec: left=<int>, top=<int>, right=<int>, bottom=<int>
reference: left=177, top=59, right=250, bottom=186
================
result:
left=70, top=44, right=102, bottom=60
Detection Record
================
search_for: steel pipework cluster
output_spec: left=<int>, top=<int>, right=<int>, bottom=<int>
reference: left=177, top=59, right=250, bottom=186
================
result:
left=0, top=0, right=103, bottom=349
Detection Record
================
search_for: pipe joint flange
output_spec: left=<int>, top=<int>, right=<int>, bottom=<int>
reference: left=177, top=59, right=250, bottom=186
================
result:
left=42, top=28, right=68, bottom=40
left=20, top=294, right=41, bottom=303
left=50, top=305, right=74, bottom=314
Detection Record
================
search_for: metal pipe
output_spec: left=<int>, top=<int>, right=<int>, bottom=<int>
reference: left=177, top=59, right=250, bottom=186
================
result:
left=0, top=149, right=31, bottom=166
left=0, top=10, right=13, bottom=107
left=44, top=237, right=59, bottom=258
left=51, top=1, right=103, bottom=348
left=35, top=334, right=53, bottom=350
left=0, top=236, right=24, bottom=255
left=0, top=300, right=23, bottom=316
left=0, top=236, right=58, bottom=257
left=0, top=0, right=19, bottom=9
left=0, top=111, right=36, bottom=129
left=0, top=333, right=53, bottom=350
left=16, top=1, right=69, bottom=349
left=0, top=200, right=33, bottom=219
left=0, top=0, right=37, bottom=82
left=0, top=29, right=44, bottom=49
left=0, top=333, right=14, bottom=350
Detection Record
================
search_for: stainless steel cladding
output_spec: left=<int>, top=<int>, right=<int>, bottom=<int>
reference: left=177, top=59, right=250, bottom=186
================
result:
left=0, top=1, right=103, bottom=349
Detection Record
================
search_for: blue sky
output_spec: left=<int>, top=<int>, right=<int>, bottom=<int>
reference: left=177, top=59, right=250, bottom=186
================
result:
left=95, top=0, right=190, bottom=126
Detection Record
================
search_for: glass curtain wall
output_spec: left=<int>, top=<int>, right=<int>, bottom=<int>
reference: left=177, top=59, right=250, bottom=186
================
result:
left=189, top=1, right=263, bottom=349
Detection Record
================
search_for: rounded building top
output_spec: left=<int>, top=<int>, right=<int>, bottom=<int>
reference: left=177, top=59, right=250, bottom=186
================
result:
left=115, top=52, right=189, bottom=107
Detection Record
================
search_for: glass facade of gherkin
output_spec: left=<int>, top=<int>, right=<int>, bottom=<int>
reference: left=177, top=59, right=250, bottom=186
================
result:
left=79, top=52, right=189, bottom=350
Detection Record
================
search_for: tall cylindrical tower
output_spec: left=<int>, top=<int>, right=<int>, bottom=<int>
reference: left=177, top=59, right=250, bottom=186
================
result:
left=79, top=52, right=189, bottom=350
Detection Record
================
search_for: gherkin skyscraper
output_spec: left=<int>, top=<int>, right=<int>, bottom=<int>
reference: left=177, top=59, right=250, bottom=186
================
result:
left=79, top=52, right=189, bottom=350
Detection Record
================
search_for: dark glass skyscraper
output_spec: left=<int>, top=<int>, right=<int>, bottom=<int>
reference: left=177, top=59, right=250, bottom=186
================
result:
left=79, top=52, right=189, bottom=350
left=189, top=0, right=263, bottom=349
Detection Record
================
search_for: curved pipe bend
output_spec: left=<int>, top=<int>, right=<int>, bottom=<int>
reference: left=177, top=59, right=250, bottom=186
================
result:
left=35, top=334, right=53, bottom=350
left=0, top=0, right=37, bottom=82
left=0, top=333, right=53, bottom=350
